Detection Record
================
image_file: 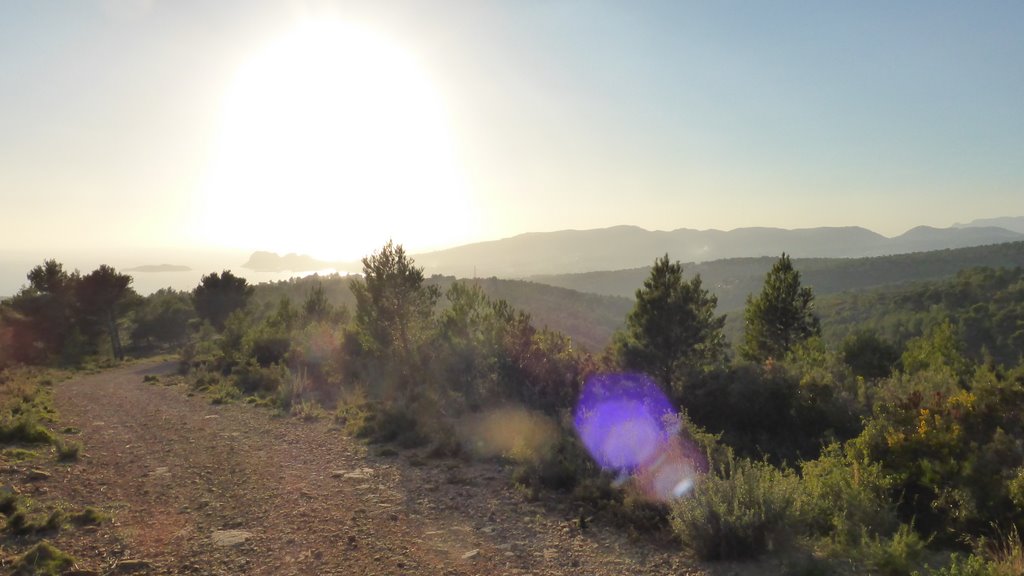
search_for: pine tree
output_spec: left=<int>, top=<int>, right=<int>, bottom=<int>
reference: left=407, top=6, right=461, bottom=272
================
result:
left=615, top=254, right=726, bottom=394
left=192, top=270, right=254, bottom=331
left=77, top=265, right=134, bottom=360
left=349, top=241, right=439, bottom=401
left=741, top=253, right=820, bottom=363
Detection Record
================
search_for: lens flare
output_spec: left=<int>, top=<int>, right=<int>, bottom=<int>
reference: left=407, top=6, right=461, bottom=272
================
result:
left=460, top=406, right=558, bottom=462
left=574, top=373, right=702, bottom=501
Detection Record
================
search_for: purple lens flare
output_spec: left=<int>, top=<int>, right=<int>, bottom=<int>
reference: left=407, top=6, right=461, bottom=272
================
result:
left=573, top=372, right=700, bottom=501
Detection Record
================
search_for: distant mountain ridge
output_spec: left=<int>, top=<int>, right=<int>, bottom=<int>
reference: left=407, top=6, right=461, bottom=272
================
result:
left=240, top=219, right=1024, bottom=278
left=411, top=223, right=1024, bottom=277
left=953, top=216, right=1024, bottom=234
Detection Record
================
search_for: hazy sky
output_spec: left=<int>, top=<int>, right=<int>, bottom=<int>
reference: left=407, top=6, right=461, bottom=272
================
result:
left=2, top=0, right=1022, bottom=261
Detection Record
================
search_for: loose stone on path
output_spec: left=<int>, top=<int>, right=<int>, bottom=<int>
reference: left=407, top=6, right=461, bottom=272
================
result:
left=211, top=529, right=253, bottom=547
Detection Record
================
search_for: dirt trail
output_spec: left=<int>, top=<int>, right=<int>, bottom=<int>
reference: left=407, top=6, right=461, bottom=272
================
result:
left=44, top=360, right=705, bottom=575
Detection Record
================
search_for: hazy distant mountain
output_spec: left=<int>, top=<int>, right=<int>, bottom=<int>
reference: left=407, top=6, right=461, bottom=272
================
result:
left=953, top=216, right=1024, bottom=234
left=890, top=225, right=1024, bottom=252
left=239, top=221, right=1024, bottom=278
left=242, top=251, right=354, bottom=273
left=411, top=224, right=1023, bottom=277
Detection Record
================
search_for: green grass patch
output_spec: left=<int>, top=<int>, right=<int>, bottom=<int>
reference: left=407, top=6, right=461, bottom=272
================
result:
left=290, top=400, right=326, bottom=421
left=52, top=437, right=80, bottom=461
left=2, top=447, right=40, bottom=461
left=70, top=506, right=108, bottom=526
left=208, top=381, right=242, bottom=405
left=10, top=541, right=77, bottom=576
left=4, top=504, right=65, bottom=536
left=0, top=414, right=55, bottom=445
left=0, top=491, right=19, bottom=515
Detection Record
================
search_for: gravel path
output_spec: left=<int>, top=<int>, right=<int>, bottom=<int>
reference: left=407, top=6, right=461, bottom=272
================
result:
left=40, top=360, right=712, bottom=575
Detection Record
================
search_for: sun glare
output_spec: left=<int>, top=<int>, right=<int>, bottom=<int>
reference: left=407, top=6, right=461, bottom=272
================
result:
left=198, top=20, right=473, bottom=262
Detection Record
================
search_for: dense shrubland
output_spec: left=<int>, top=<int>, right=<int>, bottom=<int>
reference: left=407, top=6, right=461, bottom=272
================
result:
left=3, top=248, right=1024, bottom=573
left=818, top=266, right=1024, bottom=367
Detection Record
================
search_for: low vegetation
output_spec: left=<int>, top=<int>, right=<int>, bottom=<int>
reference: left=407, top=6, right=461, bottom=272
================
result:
left=9, top=541, right=77, bottom=576
left=0, top=368, right=80, bottom=461
left=0, top=365, right=96, bottom=570
left=3, top=244, right=1024, bottom=573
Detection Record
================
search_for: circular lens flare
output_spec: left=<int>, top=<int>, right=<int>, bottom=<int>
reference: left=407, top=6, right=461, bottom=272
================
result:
left=574, top=373, right=702, bottom=501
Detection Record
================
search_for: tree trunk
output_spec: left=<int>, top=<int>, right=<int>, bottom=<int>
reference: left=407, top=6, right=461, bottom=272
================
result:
left=107, top=311, right=124, bottom=361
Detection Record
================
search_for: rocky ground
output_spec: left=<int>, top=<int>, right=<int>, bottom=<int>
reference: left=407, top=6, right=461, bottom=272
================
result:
left=0, top=360, right=786, bottom=575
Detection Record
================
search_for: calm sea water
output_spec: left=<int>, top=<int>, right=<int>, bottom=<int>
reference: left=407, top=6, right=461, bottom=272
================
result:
left=0, top=251, right=350, bottom=298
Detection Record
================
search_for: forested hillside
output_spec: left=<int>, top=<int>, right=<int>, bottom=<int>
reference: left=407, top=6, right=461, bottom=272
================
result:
left=533, top=241, right=1024, bottom=311
left=817, top=266, right=1024, bottom=367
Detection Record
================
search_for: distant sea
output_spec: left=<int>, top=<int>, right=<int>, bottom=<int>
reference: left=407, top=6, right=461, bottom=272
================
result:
left=118, top=268, right=348, bottom=296
left=0, top=250, right=350, bottom=299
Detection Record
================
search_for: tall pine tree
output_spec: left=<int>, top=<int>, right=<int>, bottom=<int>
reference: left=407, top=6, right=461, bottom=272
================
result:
left=614, top=254, right=726, bottom=394
left=741, top=253, right=820, bottom=363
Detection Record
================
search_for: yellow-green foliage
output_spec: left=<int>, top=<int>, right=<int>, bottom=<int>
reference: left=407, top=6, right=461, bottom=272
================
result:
left=799, top=443, right=895, bottom=546
left=850, top=364, right=1024, bottom=540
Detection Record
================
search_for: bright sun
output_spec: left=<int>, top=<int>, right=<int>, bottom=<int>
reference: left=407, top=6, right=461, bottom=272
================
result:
left=198, top=19, right=473, bottom=262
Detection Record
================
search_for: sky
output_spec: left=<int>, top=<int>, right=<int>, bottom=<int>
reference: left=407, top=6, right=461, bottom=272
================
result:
left=2, top=0, right=1022, bottom=263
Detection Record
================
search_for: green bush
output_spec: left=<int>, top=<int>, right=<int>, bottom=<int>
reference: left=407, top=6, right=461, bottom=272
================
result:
left=510, top=419, right=597, bottom=494
left=231, top=361, right=288, bottom=396
left=0, top=412, right=54, bottom=444
left=276, top=369, right=312, bottom=413
left=208, top=380, right=242, bottom=405
left=190, top=368, right=222, bottom=391
left=247, top=327, right=291, bottom=367
left=799, top=443, right=895, bottom=545
left=335, top=398, right=426, bottom=448
left=669, top=456, right=802, bottom=560
left=860, top=523, right=928, bottom=576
